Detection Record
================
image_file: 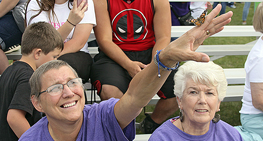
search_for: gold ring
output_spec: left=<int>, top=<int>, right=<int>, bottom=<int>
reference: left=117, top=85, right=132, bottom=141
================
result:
left=206, top=30, right=210, bottom=35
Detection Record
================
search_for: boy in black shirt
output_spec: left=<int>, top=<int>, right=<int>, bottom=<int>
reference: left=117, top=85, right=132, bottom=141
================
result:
left=0, top=22, right=64, bottom=140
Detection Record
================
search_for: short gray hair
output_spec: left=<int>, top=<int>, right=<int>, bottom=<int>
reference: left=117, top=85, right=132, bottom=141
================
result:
left=29, top=60, right=78, bottom=99
left=174, top=61, right=227, bottom=101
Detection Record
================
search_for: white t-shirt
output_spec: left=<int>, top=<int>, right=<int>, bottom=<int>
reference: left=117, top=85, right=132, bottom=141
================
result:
left=240, top=35, right=263, bottom=114
left=26, top=0, right=96, bottom=53
left=190, top=2, right=207, bottom=19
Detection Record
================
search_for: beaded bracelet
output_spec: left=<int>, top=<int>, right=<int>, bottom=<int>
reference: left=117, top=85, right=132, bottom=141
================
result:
left=67, top=19, right=76, bottom=26
left=154, top=50, right=180, bottom=78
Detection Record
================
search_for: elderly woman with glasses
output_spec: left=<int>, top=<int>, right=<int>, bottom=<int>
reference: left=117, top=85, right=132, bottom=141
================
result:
left=149, top=61, right=243, bottom=141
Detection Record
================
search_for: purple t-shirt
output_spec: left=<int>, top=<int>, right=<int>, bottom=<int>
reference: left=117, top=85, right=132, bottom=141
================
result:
left=19, top=98, right=135, bottom=141
left=149, top=116, right=243, bottom=141
left=170, top=2, right=191, bottom=26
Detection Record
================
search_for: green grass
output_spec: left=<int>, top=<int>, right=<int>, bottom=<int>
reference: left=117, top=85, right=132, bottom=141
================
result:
left=136, top=2, right=257, bottom=133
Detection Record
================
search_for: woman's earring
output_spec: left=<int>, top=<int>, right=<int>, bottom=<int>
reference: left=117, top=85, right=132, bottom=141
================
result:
left=212, top=113, right=220, bottom=123
left=179, top=110, right=184, bottom=122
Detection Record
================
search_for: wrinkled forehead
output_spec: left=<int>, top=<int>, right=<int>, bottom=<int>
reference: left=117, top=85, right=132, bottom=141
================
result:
left=185, top=78, right=217, bottom=91
left=41, top=66, right=77, bottom=86
left=186, top=76, right=217, bottom=88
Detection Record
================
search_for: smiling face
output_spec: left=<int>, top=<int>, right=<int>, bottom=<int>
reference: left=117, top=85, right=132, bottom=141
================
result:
left=177, top=78, right=221, bottom=125
left=33, top=66, right=85, bottom=125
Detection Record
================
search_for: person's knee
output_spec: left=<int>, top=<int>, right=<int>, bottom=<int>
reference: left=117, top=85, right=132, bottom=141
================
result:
left=162, top=97, right=177, bottom=103
left=0, top=49, right=9, bottom=74
left=100, top=85, right=123, bottom=100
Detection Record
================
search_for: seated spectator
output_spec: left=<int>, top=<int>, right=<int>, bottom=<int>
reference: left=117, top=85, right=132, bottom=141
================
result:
left=235, top=2, right=263, bottom=140
left=0, top=22, right=64, bottom=140
left=19, top=5, right=233, bottom=140
left=0, top=0, right=26, bottom=74
left=149, top=61, right=243, bottom=141
left=91, top=0, right=178, bottom=134
left=26, top=0, right=96, bottom=83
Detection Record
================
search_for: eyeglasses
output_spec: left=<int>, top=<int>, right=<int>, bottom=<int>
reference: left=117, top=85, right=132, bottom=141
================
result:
left=39, top=78, right=82, bottom=96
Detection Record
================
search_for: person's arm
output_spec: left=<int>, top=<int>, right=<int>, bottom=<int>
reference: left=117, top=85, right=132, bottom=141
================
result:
left=93, top=0, right=146, bottom=78
left=60, top=23, right=93, bottom=55
left=114, top=4, right=233, bottom=129
left=0, top=0, right=19, bottom=18
left=56, top=0, right=91, bottom=55
left=251, top=83, right=263, bottom=111
left=7, top=109, right=30, bottom=138
left=151, top=0, right=171, bottom=58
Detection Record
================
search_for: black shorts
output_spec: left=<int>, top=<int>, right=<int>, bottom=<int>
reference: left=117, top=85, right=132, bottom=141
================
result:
left=58, top=51, right=93, bottom=83
left=90, top=48, right=177, bottom=99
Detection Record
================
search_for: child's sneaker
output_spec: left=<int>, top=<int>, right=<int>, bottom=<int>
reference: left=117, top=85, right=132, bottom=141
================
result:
left=4, top=45, right=21, bottom=54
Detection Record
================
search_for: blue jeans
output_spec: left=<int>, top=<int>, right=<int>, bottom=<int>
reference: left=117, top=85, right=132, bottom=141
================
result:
left=242, top=2, right=251, bottom=21
left=213, top=2, right=227, bottom=15
left=0, top=12, right=22, bottom=51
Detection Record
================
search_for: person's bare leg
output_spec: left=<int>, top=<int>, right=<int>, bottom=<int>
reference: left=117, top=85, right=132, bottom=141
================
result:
left=150, top=97, right=179, bottom=124
left=0, top=48, right=9, bottom=74
left=100, top=84, right=124, bottom=100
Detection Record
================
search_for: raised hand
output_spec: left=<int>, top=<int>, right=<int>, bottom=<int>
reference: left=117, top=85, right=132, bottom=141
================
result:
left=67, top=0, right=88, bottom=26
left=159, top=4, right=233, bottom=66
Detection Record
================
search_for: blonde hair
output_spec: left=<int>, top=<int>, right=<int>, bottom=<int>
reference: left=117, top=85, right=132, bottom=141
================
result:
left=174, top=61, right=227, bottom=101
left=253, top=2, right=263, bottom=33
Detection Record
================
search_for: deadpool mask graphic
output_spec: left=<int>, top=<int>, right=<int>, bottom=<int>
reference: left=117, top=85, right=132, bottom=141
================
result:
left=112, top=9, right=148, bottom=42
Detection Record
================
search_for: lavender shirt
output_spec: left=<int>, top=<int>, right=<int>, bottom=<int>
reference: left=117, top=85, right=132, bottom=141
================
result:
left=149, top=116, right=243, bottom=141
left=19, top=98, right=135, bottom=141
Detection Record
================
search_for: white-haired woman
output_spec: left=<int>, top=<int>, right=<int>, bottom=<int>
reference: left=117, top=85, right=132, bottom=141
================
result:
left=149, top=61, right=243, bottom=141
